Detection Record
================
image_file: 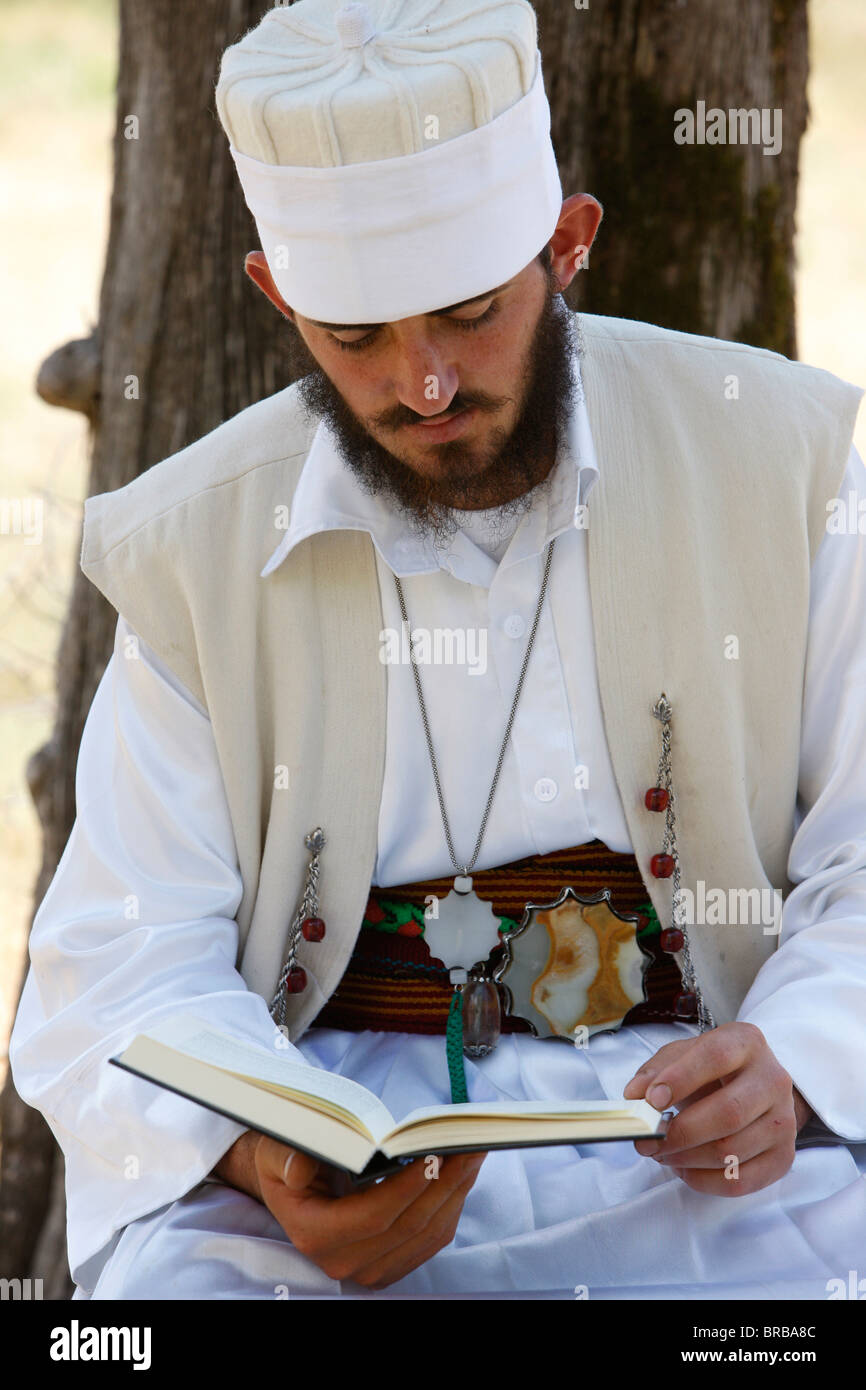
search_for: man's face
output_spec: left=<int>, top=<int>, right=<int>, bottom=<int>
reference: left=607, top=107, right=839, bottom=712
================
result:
left=290, top=254, right=578, bottom=546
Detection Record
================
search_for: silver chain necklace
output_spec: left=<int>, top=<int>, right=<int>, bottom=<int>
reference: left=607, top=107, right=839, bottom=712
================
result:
left=392, top=535, right=556, bottom=978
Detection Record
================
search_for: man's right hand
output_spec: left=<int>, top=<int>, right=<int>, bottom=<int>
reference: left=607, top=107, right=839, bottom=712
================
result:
left=213, top=1130, right=486, bottom=1289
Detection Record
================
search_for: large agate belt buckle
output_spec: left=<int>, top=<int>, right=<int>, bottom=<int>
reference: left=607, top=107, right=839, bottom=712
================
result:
left=493, top=887, right=653, bottom=1040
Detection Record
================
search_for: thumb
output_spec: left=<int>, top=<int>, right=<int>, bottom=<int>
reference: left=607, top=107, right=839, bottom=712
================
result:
left=256, top=1135, right=320, bottom=1192
left=281, top=1145, right=320, bottom=1191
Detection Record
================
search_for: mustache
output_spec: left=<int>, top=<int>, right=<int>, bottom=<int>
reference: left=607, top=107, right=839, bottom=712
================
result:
left=369, top=389, right=512, bottom=431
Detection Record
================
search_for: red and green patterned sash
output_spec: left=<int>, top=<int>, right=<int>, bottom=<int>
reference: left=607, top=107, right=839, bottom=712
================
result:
left=311, top=838, right=683, bottom=1035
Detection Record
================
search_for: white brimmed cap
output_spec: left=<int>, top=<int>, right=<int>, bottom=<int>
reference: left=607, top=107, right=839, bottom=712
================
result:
left=215, top=0, right=562, bottom=324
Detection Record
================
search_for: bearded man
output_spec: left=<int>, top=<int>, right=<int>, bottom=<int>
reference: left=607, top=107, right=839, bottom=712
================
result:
left=10, top=0, right=866, bottom=1301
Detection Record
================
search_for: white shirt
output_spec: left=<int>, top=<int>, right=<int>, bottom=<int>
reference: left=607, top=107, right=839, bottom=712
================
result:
left=11, top=360, right=866, bottom=1285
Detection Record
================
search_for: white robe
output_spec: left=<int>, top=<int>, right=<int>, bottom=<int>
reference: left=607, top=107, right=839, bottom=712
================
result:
left=11, top=372, right=866, bottom=1299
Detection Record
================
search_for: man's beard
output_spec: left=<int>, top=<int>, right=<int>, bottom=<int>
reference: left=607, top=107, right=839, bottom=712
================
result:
left=295, top=271, right=580, bottom=549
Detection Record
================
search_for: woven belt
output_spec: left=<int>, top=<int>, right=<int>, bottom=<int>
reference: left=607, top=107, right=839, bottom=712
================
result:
left=312, top=838, right=683, bottom=1035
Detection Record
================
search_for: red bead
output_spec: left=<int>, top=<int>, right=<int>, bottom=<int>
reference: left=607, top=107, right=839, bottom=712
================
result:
left=650, top=853, right=675, bottom=878
left=286, top=965, right=307, bottom=993
left=674, top=991, right=697, bottom=1018
left=660, top=928, right=684, bottom=952
left=301, top=916, right=326, bottom=941
left=645, top=787, right=669, bottom=812
left=365, top=898, right=385, bottom=924
left=634, top=913, right=650, bottom=931
left=397, top=920, right=423, bottom=937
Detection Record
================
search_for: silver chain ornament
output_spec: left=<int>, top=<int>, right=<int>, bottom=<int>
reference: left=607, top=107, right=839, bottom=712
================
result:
left=269, top=827, right=326, bottom=1030
left=393, top=537, right=557, bottom=1055
left=650, top=695, right=715, bottom=1032
left=394, top=537, right=556, bottom=881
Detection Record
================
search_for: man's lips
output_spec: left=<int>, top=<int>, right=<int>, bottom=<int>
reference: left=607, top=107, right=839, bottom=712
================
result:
left=405, top=406, right=476, bottom=442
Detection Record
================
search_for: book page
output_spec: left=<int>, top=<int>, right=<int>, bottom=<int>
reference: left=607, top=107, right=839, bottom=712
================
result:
left=138, top=1015, right=396, bottom=1141
left=382, top=1111, right=664, bottom=1158
left=389, top=1097, right=661, bottom=1139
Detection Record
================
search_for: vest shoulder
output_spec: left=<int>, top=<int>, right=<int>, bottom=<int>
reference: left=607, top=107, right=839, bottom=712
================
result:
left=577, top=312, right=863, bottom=425
left=81, top=378, right=317, bottom=565
left=578, top=311, right=786, bottom=360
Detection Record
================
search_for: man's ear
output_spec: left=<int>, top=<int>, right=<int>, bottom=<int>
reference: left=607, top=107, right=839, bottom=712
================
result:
left=547, top=194, right=603, bottom=293
left=244, top=252, right=295, bottom=322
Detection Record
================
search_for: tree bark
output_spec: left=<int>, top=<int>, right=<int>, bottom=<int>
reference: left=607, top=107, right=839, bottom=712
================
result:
left=540, top=0, right=808, bottom=354
left=0, top=0, right=808, bottom=1295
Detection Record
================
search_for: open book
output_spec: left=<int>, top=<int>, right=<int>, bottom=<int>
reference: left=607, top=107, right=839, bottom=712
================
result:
left=110, top=1015, right=672, bottom=1183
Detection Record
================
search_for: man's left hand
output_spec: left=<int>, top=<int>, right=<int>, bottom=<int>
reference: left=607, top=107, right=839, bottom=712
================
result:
left=624, top=1022, right=812, bottom=1197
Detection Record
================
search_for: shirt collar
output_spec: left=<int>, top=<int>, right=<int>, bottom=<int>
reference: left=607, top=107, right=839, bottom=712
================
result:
left=260, top=351, right=598, bottom=582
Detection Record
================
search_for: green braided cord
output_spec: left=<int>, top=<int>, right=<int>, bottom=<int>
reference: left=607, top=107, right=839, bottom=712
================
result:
left=445, top=991, right=469, bottom=1104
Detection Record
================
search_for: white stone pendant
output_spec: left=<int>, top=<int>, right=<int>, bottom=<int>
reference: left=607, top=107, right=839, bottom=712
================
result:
left=424, top=875, right=502, bottom=973
left=495, top=887, right=652, bottom=1039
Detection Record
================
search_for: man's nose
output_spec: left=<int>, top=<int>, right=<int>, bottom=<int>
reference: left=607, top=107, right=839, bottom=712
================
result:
left=389, top=336, right=459, bottom=418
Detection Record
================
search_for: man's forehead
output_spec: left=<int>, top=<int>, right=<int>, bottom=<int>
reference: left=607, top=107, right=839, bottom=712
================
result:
left=303, top=276, right=517, bottom=332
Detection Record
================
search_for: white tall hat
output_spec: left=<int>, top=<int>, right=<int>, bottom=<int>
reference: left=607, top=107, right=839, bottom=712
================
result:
left=215, top=0, right=562, bottom=324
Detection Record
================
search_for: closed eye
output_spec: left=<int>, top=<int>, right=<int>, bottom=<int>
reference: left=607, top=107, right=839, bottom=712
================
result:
left=449, top=299, right=501, bottom=331
left=332, top=297, right=502, bottom=352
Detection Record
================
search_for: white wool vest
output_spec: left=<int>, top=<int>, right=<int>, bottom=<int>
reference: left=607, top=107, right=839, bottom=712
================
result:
left=80, top=313, right=862, bottom=1035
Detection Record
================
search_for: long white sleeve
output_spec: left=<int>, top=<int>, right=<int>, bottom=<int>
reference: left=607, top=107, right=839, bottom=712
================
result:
left=738, top=444, right=866, bottom=1141
left=8, top=615, right=308, bottom=1282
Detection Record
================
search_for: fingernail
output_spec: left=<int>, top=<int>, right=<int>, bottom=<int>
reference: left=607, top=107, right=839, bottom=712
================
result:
left=647, top=1083, right=672, bottom=1109
left=282, top=1151, right=296, bottom=1184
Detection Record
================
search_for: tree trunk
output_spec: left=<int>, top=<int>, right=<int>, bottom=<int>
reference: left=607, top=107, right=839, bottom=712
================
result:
left=0, top=0, right=808, bottom=1295
left=0, top=0, right=307, bottom=1297
left=540, top=0, right=808, bottom=354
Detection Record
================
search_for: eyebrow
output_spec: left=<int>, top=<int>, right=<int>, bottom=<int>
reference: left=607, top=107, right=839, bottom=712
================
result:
left=304, top=280, right=514, bottom=332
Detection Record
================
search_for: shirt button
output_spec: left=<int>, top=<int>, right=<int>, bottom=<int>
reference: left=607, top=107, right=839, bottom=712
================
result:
left=504, top=613, right=526, bottom=638
left=534, top=777, right=558, bottom=802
